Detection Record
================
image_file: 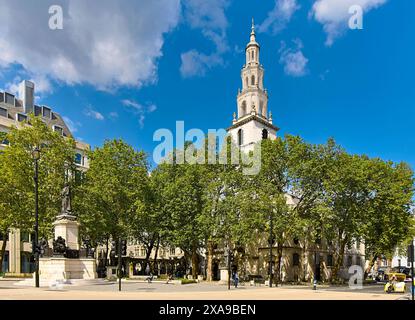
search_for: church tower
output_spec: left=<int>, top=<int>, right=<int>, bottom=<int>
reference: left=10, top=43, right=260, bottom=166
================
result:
left=228, top=19, right=279, bottom=152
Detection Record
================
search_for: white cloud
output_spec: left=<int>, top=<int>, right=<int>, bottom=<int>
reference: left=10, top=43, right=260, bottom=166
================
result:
left=63, top=116, right=81, bottom=133
left=121, top=99, right=142, bottom=111
left=29, top=75, right=53, bottom=95
left=84, top=106, right=105, bottom=121
left=147, top=104, right=157, bottom=113
left=4, top=76, right=21, bottom=95
left=180, top=0, right=230, bottom=78
left=109, top=112, right=119, bottom=120
left=0, top=0, right=181, bottom=91
left=311, top=0, right=387, bottom=46
left=258, top=0, right=300, bottom=34
left=180, top=50, right=224, bottom=78
left=279, top=39, right=309, bottom=77
left=121, top=99, right=157, bottom=128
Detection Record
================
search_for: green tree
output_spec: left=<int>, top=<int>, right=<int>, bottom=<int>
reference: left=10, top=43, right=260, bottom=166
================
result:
left=249, top=137, right=307, bottom=284
left=362, top=160, right=414, bottom=276
left=200, top=136, right=254, bottom=281
left=0, top=116, right=75, bottom=272
left=75, top=139, right=148, bottom=267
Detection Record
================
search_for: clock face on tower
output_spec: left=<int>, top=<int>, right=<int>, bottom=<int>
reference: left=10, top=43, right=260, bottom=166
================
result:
left=227, top=19, right=279, bottom=153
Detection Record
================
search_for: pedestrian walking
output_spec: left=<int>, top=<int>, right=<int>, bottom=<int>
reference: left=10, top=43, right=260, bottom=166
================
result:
left=233, top=272, right=239, bottom=288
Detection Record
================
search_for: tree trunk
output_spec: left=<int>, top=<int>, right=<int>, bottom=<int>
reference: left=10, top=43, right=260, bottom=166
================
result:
left=144, top=235, right=156, bottom=273
left=364, top=255, right=378, bottom=279
left=153, top=236, right=160, bottom=275
left=275, top=243, right=283, bottom=286
left=0, top=231, right=7, bottom=273
left=104, top=236, right=109, bottom=267
left=331, top=237, right=347, bottom=283
left=206, top=240, right=214, bottom=282
left=191, top=245, right=199, bottom=279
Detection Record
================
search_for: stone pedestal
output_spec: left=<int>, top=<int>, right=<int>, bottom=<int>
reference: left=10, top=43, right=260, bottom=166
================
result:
left=220, top=268, right=229, bottom=283
left=53, top=213, right=80, bottom=250
left=38, top=211, right=98, bottom=282
left=39, top=257, right=97, bottom=280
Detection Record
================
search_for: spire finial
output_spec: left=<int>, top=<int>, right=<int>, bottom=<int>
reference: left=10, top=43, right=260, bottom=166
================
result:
left=250, top=18, right=256, bottom=42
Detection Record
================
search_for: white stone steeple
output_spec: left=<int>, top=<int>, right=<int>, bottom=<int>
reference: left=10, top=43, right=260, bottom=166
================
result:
left=227, top=19, right=279, bottom=152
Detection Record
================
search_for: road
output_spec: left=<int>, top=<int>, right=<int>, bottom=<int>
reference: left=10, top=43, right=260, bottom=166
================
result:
left=0, top=279, right=410, bottom=300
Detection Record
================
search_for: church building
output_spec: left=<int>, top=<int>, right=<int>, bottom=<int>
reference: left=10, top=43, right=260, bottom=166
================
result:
left=216, top=21, right=366, bottom=283
left=227, top=20, right=279, bottom=153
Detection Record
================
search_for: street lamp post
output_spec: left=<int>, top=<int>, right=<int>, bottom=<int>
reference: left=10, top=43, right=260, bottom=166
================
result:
left=225, top=245, right=231, bottom=291
left=269, top=213, right=273, bottom=288
left=32, top=147, right=41, bottom=288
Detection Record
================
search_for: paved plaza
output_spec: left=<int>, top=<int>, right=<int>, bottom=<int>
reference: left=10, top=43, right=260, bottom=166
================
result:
left=0, top=279, right=411, bottom=300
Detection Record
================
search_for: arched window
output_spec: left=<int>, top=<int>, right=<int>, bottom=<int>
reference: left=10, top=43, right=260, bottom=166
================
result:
left=251, top=75, right=255, bottom=86
left=259, top=101, right=263, bottom=117
left=262, top=129, right=268, bottom=140
left=240, top=101, right=247, bottom=117
left=237, top=129, right=243, bottom=146
left=251, top=51, right=254, bottom=61
left=245, top=77, right=248, bottom=87
left=75, top=153, right=83, bottom=165
left=293, top=253, right=300, bottom=266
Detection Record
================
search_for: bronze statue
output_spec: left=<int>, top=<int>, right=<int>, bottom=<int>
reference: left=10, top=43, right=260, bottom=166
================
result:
left=53, top=236, right=67, bottom=256
left=61, top=184, right=72, bottom=213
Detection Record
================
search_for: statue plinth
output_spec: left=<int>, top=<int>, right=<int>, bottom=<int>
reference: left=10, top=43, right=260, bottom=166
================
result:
left=38, top=184, right=97, bottom=283
left=53, top=211, right=80, bottom=250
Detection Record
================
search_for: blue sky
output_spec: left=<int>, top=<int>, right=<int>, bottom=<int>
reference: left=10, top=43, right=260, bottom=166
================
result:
left=0, top=0, right=414, bottom=170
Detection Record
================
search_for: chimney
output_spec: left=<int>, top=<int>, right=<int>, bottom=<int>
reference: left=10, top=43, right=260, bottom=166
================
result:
left=18, top=80, right=35, bottom=114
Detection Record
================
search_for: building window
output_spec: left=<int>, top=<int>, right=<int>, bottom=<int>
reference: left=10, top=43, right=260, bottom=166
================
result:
left=5, top=93, right=15, bottom=105
left=170, top=248, right=175, bottom=255
left=240, top=101, right=247, bottom=117
left=75, top=153, right=83, bottom=165
left=34, top=105, right=42, bottom=116
left=16, top=113, right=28, bottom=122
left=0, top=107, right=7, bottom=118
left=293, top=238, right=299, bottom=245
left=2, top=252, right=9, bottom=273
left=0, top=132, right=9, bottom=146
left=327, top=254, right=333, bottom=267
left=293, top=253, right=300, bottom=266
left=259, top=101, right=264, bottom=116
left=262, top=129, right=268, bottom=140
left=21, top=232, right=30, bottom=242
left=42, top=106, right=52, bottom=119
left=0, top=233, right=9, bottom=241
left=251, top=75, right=255, bottom=86
left=237, top=129, right=243, bottom=146
left=53, top=125, right=63, bottom=136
